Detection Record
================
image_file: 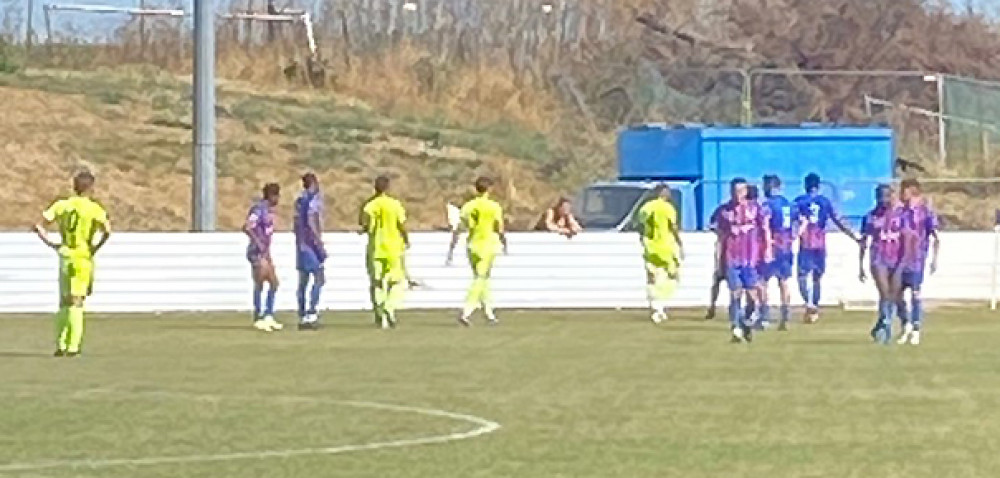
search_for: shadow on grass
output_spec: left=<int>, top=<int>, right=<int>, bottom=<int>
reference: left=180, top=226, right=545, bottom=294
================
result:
left=0, top=350, right=57, bottom=358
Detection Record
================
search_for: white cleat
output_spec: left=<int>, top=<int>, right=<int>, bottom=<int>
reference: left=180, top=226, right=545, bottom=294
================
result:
left=897, top=323, right=914, bottom=345
left=651, top=311, right=667, bottom=324
left=731, top=326, right=745, bottom=343
left=909, top=330, right=921, bottom=346
left=457, top=314, right=471, bottom=327
left=263, top=316, right=284, bottom=331
left=253, top=319, right=273, bottom=332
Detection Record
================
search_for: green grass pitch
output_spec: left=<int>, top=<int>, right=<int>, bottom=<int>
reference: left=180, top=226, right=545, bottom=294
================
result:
left=3, top=308, right=1000, bottom=477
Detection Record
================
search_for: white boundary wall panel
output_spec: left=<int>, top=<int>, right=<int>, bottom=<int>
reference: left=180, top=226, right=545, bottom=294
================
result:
left=0, top=232, right=994, bottom=313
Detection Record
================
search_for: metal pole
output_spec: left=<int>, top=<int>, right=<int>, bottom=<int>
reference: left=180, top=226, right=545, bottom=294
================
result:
left=193, top=0, right=217, bottom=231
left=991, top=221, right=999, bottom=311
left=741, top=69, right=752, bottom=126
left=26, top=0, right=34, bottom=51
left=938, top=74, right=947, bottom=166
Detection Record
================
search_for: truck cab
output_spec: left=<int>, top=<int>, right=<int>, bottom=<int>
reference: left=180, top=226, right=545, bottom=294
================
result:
left=576, top=124, right=895, bottom=231
left=575, top=181, right=694, bottom=232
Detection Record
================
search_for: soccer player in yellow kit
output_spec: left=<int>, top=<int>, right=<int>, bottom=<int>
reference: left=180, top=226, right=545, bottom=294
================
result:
left=33, top=171, right=111, bottom=357
left=636, top=184, right=682, bottom=324
left=360, top=176, right=410, bottom=329
left=447, top=177, right=508, bottom=326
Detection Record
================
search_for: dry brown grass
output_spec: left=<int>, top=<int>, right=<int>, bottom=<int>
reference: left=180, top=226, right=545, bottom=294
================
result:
left=0, top=67, right=584, bottom=232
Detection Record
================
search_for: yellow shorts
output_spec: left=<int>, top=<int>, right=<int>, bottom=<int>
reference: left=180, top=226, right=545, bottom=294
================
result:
left=468, top=248, right=497, bottom=278
left=60, top=256, right=94, bottom=298
left=645, top=248, right=679, bottom=272
left=368, top=254, right=405, bottom=284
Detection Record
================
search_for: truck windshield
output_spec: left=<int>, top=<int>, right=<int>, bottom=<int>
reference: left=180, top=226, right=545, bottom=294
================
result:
left=576, top=187, right=647, bottom=229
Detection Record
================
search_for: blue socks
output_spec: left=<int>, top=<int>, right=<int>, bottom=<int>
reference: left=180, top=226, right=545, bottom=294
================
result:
left=911, top=298, right=923, bottom=331
left=309, top=280, right=323, bottom=314
left=797, top=275, right=810, bottom=305
left=759, top=303, right=771, bottom=324
left=797, top=275, right=823, bottom=307
left=297, top=272, right=325, bottom=317
left=253, top=285, right=263, bottom=319
left=897, top=299, right=909, bottom=326
left=728, top=296, right=742, bottom=327
left=780, top=304, right=790, bottom=323
left=811, top=278, right=822, bottom=307
left=296, top=275, right=308, bottom=318
left=873, top=299, right=897, bottom=344
left=265, top=287, right=277, bottom=316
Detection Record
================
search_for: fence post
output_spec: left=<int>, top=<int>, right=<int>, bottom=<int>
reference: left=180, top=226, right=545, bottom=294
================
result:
left=992, top=213, right=1000, bottom=310
left=937, top=74, right=947, bottom=167
left=983, top=129, right=991, bottom=175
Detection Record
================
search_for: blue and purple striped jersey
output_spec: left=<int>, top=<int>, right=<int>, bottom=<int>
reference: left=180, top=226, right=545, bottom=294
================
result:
left=717, top=200, right=767, bottom=268
left=246, top=200, right=275, bottom=259
left=901, top=201, right=939, bottom=272
left=794, top=193, right=838, bottom=250
left=294, top=190, right=324, bottom=250
left=861, top=204, right=905, bottom=267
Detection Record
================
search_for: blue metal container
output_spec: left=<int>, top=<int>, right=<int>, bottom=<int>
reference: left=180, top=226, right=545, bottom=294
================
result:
left=616, top=125, right=894, bottom=230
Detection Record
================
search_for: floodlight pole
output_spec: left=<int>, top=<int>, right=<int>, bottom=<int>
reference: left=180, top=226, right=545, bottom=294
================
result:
left=192, top=0, right=217, bottom=231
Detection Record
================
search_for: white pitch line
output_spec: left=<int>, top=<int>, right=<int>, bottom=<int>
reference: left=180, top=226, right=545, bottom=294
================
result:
left=0, top=389, right=501, bottom=473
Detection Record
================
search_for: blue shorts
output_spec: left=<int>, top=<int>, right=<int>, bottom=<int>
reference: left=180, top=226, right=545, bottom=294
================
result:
left=726, top=265, right=759, bottom=291
left=901, top=268, right=925, bottom=291
left=797, top=249, right=827, bottom=278
left=761, top=251, right=794, bottom=281
left=296, top=247, right=327, bottom=273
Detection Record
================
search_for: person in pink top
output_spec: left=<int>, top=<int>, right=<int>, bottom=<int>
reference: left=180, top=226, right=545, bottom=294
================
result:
left=859, top=184, right=905, bottom=345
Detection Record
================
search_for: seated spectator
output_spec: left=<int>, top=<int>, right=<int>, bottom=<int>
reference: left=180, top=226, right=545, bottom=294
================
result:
left=535, top=197, right=582, bottom=237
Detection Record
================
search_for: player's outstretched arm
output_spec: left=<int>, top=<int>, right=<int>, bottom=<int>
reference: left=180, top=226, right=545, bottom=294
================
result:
left=496, top=216, right=509, bottom=255
left=930, top=229, right=941, bottom=274
left=857, top=236, right=868, bottom=283
left=831, top=213, right=860, bottom=243
left=446, top=230, right=461, bottom=265
left=32, top=221, right=59, bottom=250
left=91, top=221, right=111, bottom=256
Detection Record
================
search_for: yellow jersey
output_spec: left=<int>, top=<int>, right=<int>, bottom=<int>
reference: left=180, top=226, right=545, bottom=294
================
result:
left=42, top=195, right=110, bottom=259
left=362, top=194, right=407, bottom=259
left=637, top=198, right=678, bottom=254
left=461, top=194, right=504, bottom=251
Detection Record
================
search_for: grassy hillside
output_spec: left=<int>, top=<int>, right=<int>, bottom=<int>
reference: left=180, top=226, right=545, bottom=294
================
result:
left=0, top=66, right=607, bottom=231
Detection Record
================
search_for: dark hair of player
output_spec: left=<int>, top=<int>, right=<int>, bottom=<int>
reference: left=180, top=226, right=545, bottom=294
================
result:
left=475, top=176, right=494, bottom=194
left=302, top=173, right=318, bottom=190
left=73, top=171, right=95, bottom=195
left=747, top=185, right=759, bottom=201
left=804, top=173, right=821, bottom=192
left=653, top=183, right=670, bottom=197
left=763, top=174, right=781, bottom=189
left=730, top=177, right=747, bottom=189
left=900, top=178, right=921, bottom=192
left=262, top=183, right=280, bottom=199
left=374, top=175, right=391, bottom=193
left=875, top=184, right=892, bottom=203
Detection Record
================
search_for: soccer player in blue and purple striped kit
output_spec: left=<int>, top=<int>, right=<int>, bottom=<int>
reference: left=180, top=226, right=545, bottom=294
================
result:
left=760, top=175, right=795, bottom=331
left=859, top=184, right=905, bottom=344
left=244, top=183, right=284, bottom=332
left=794, top=173, right=860, bottom=323
left=896, top=179, right=940, bottom=346
left=716, top=178, right=771, bottom=343
left=294, top=173, right=327, bottom=331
